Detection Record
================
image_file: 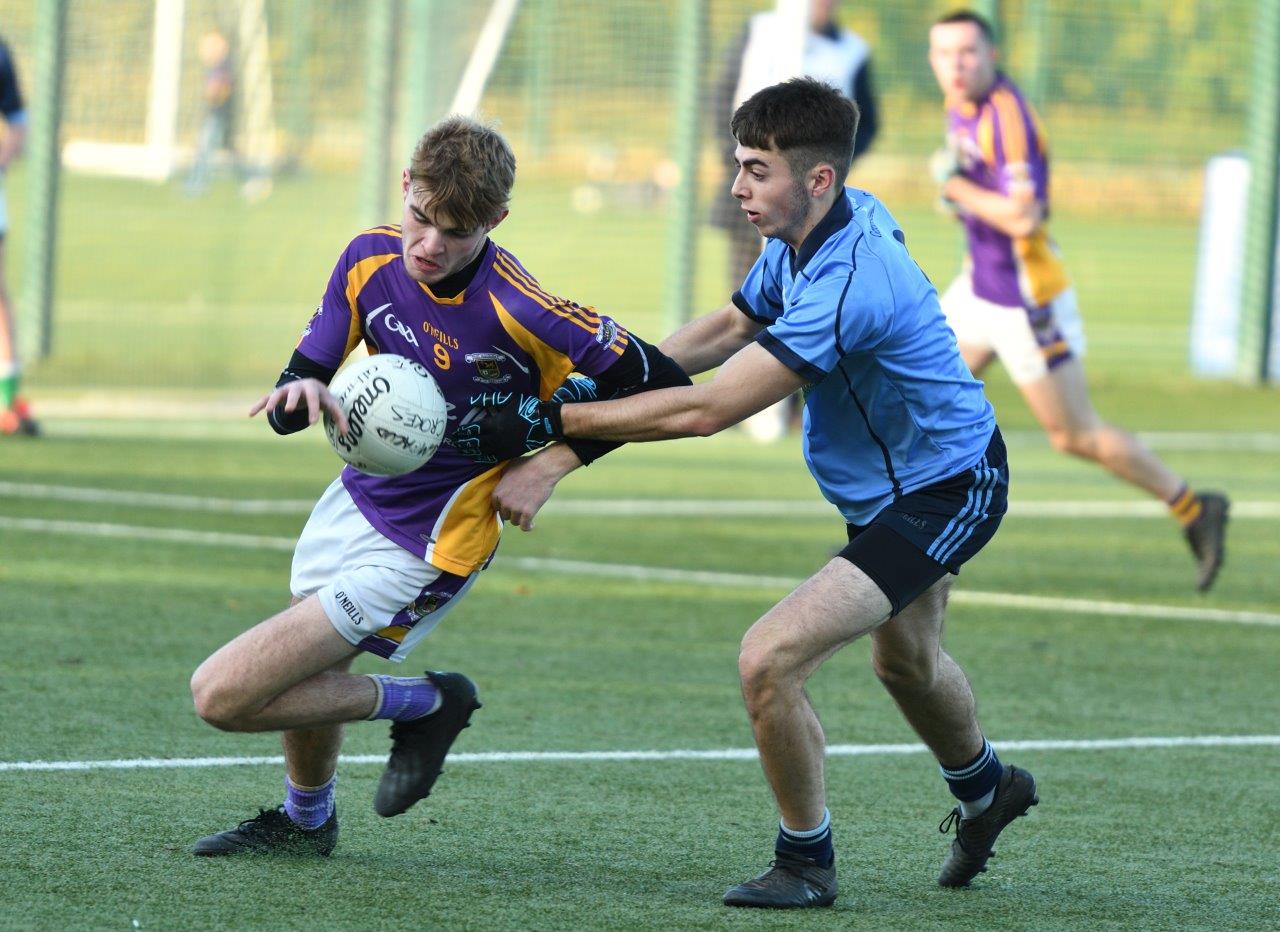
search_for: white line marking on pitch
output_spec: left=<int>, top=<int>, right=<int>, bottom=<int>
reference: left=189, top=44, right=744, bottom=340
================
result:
left=3, top=481, right=1280, bottom=519
left=2, top=734, right=1277, bottom=774
left=29, top=412, right=1280, bottom=450
left=3, top=516, right=1278, bottom=627
left=0, top=481, right=314, bottom=514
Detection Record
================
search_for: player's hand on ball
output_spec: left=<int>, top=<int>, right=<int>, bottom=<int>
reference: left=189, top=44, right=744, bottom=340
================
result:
left=250, top=377, right=348, bottom=435
left=453, top=392, right=564, bottom=462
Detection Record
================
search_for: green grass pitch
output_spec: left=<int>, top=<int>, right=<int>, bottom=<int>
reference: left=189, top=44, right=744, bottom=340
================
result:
left=1, top=424, right=1278, bottom=928
left=1, top=170, right=1278, bottom=927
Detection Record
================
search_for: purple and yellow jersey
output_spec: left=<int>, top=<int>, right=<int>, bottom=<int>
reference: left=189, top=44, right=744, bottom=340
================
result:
left=297, top=227, right=629, bottom=575
left=946, top=72, right=1069, bottom=311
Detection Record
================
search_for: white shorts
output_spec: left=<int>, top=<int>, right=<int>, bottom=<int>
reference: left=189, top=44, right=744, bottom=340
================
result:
left=940, top=274, right=1086, bottom=384
left=291, top=478, right=477, bottom=662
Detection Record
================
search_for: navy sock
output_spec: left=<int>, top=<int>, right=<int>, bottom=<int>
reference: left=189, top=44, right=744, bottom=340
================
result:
left=775, top=808, right=834, bottom=868
left=941, top=738, right=1004, bottom=817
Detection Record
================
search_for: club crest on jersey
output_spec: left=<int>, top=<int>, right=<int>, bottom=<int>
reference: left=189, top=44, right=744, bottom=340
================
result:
left=465, top=352, right=512, bottom=384
left=595, top=319, right=620, bottom=350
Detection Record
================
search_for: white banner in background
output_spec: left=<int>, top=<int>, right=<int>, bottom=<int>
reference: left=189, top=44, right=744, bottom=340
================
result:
left=1190, top=152, right=1280, bottom=380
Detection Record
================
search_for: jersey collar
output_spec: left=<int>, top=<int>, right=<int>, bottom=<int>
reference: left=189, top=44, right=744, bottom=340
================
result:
left=418, top=238, right=493, bottom=305
left=951, top=70, right=1006, bottom=119
left=791, top=190, right=852, bottom=276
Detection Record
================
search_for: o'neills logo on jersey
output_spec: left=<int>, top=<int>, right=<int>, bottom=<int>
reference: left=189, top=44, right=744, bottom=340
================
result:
left=333, top=375, right=391, bottom=453
left=422, top=322, right=460, bottom=349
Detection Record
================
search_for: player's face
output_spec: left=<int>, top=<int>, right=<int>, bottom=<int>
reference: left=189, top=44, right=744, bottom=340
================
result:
left=731, top=144, right=811, bottom=247
left=928, top=22, right=998, bottom=104
left=400, top=174, right=506, bottom=285
left=809, top=0, right=837, bottom=29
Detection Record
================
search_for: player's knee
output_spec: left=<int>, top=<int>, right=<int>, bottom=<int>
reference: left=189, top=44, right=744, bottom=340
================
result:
left=738, top=643, right=798, bottom=714
left=1047, top=426, right=1093, bottom=458
left=872, top=651, right=937, bottom=693
left=190, top=666, right=253, bottom=731
left=738, top=645, right=775, bottom=698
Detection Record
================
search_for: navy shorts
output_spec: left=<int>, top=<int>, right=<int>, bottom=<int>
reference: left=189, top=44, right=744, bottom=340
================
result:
left=837, top=428, right=1008, bottom=615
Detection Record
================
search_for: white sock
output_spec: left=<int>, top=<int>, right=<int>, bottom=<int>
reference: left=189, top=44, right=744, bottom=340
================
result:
left=959, top=787, right=995, bottom=818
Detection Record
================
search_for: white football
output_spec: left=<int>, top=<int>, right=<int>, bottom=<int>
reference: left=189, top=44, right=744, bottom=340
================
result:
left=323, top=354, right=448, bottom=476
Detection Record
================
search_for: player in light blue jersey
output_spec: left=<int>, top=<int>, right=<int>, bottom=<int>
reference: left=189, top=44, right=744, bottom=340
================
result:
left=456, top=78, right=1038, bottom=909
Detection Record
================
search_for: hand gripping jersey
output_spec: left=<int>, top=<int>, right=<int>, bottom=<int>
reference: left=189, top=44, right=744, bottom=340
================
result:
left=945, top=72, right=1069, bottom=311
left=297, top=228, right=628, bottom=575
left=734, top=189, right=996, bottom=525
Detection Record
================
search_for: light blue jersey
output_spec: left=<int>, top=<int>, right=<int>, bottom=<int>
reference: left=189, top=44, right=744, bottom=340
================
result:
left=733, top=188, right=996, bottom=525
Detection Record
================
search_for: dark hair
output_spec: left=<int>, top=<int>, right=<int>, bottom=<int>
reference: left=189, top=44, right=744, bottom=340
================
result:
left=730, top=77, right=860, bottom=186
left=933, top=9, right=997, bottom=44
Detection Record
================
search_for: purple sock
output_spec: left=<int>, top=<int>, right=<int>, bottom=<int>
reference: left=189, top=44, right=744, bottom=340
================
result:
left=366, top=674, right=442, bottom=722
left=284, top=774, right=336, bottom=830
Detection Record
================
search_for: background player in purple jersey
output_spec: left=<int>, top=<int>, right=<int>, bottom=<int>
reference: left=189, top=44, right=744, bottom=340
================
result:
left=927, top=10, right=1228, bottom=592
left=187, top=116, right=688, bottom=856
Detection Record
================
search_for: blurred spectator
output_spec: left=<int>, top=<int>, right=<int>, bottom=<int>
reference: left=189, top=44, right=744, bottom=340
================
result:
left=0, top=32, right=33, bottom=437
left=712, top=0, right=879, bottom=289
left=711, top=0, right=878, bottom=441
left=185, top=29, right=235, bottom=196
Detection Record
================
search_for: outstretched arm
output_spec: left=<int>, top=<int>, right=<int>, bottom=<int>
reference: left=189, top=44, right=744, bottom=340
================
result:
left=487, top=334, right=692, bottom=530
left=455, top=341, right=806, bottom=463
left=560, top=342, right=803, bottom=441
left=659, top=301, right=763, bottom=376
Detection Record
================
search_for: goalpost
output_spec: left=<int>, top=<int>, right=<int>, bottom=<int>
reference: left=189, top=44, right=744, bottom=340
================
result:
left=60, top=0, right=184, bottom=181
left=18, top=0, right=807, bottom=396
left=59, top=0, right=277, bottom=184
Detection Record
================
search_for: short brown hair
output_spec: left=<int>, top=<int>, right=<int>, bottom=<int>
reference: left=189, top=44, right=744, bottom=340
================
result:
left=408, top=115, right=516, bottom=231
left=730, top=77, right=860, bottom=187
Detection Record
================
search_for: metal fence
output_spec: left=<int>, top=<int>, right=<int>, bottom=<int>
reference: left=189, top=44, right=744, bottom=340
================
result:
left=0, top=0, right=1270, bottom=395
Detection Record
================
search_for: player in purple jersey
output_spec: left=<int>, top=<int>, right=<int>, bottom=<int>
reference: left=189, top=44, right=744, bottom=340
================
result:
left=928, top=10, right=1228, bottom=592
left=187, top=116, right=688, bottom=857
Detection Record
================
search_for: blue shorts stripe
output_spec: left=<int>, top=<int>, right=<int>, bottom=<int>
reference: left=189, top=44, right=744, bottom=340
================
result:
left=927, top=456, right=988, bottom=561
left=926, top=470, right=977, bottom=560
left=946, top=466, right=998, bottom=562
left=936, top=465, right=1000, bottom=564
left=928, top=462, right=996, bottom=563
